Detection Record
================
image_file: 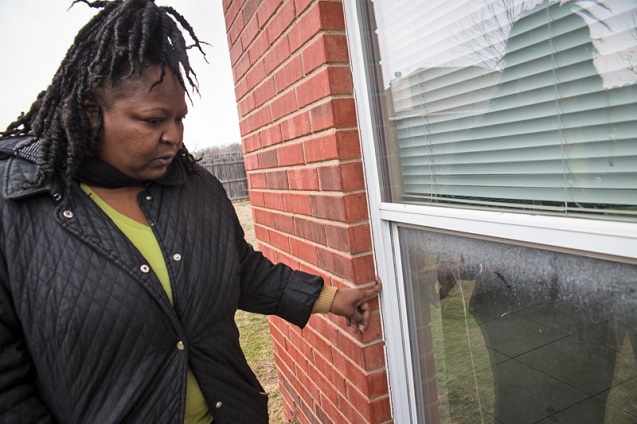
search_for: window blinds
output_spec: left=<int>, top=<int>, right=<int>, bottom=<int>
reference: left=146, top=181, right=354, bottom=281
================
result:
left=377, top=0, right=637, bottom=219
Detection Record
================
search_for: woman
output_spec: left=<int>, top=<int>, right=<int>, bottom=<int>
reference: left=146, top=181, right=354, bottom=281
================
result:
left=0, top=1, right=380, bottom=422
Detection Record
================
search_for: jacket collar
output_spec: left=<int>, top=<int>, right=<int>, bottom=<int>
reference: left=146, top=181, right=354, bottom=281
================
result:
left=0, top=136, right=187, bottom=200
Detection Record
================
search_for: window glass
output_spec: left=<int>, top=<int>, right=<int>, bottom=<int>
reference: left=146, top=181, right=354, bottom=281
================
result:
left=369, top=0, right=637, bottom=220
left=399, top=226, right=637, bottom=423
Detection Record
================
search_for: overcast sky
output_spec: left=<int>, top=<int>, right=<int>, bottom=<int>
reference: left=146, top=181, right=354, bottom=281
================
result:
left=0, top=0, right=241, bottom=152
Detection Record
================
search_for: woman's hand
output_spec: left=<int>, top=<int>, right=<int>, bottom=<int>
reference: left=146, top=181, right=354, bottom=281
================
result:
left=329, top=277, right=381, bottom=333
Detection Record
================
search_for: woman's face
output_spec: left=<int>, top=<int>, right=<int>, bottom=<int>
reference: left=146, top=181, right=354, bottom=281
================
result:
left=96, top=65, right=188, bottom=181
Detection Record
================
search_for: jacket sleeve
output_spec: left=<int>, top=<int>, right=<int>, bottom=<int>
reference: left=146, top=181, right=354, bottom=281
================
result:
left=0, top=257, right=54, bottom=423
left=232, top=210, right=323, bottom=328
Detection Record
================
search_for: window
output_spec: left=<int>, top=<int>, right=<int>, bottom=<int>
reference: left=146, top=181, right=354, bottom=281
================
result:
left=400, top=226, right=637, bottom=423
left=372, top=0, right=637, bottom=220
left=343, top=0, right=637, bottom=422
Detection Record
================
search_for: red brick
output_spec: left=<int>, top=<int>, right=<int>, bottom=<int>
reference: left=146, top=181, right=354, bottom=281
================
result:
left=243, top=133, right=260, bottom=154
left=269, top=228, right=291, bottom=251
left=288, top=1, right=346, bottom=52
left=317, top=394, right=350, bottom=424
left=249, top=171, right=268, bottom=189
left=293, top=215, right=326, bottom=244
left=332, top=348, right=369, bottom=392
left=227, top=18, right=244, bottom=52
left=269, top=211, right=295, bottom=234
left=238, top=116, right=253, bottom=137
left=309, top=98, right=357, bottom=132
left=351, top=254, right=376, bottom=284
left=259, top=244, right=280, bottom=262
left=269, top=319, right=289, bottom=350
left=341, top=161, right=365, bottom=191
left=253, top=76, right=276, bottom=108
left=233, top=53, right=251, bottom=81
left=240, top=13, right=259, bottom=49
left=371, top=397, right=393, bottom=423
left=271, top=90, right=298, bottom=122
left=317, top=164, right=341, bottom=191
left=290, top=237, right=319, bottom=264
left=264, top=37, right=292, bottom=75
left=237, top=93, right=256, bottom=119
left=311, top=192, right=371, bottom=223
left=254, top=224, right=271, bottom=243
left=266, top=0, right=296, bottom=44
left=334, top=392, right=368, bottom=424
left=325, top=223, right=372, bottom=253
left=296, top=66, right=353, bottom=108
left=317, top=161, right=364, bottom=192
left=286, top=336, right=310, bottom=374
left=280, top=112, right=312, bottom=141
left=277, top=252, right=301, bottom=269
left=248, top=30, right=270, bottom=65
left=248, top=189, right=264, bottom=207
left=245, top=60, right=267, bottom=92
left=259, top=124, right=283, bottom=147
left=262, top=191, right=285, bottom=210
left=224, top=1, right=243, bottom=43
left=283, top=192, right=311, bottom=215
left=256, top=0, right=282, bottom=28
left=303, top=325, right=333, bottom=364
left=242, top=0, right=260, bottom=21
left=277, top=142, right=305, bottom=166
left=288, top=167, right=319, bottom=191
left=229, top=41, right=243, bottom=67
left=243, top=152, right=259, bottom=171
left=302, top=33, right=350, bottom=73
left=304, top=129, right=361, bottom=163
left=310, top=193, right=347, bottom=221
left=257, top=149, right=278, bottom=169
left=343, top=192, right=369, bottom=222
left=250, top=106, right=272, bottom=132
left=273, top=54, right=303, bottom=93
left=316, top=248, right=357, bottom=281
left=288, top=325, right=314, bottom=361
left=265, top=169, right=289, bottom=189
left=251, top=207, right=273, bottom=227
left=293, top=0, right=313, bottom=16
left=234, top=77, right=250, bottom=102
left=343, top=380, right=375, bottom=422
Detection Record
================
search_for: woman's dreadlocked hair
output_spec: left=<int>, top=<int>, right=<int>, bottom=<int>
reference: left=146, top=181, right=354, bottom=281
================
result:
left=1, top=0, right=206, bottom=187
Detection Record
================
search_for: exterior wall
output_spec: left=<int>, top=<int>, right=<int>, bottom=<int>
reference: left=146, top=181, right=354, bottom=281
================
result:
left=221, top=0, right=391, bottom=422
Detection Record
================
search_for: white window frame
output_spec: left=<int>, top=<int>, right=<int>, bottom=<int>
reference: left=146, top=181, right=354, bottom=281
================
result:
left=342, top=1, right=637, bottom=422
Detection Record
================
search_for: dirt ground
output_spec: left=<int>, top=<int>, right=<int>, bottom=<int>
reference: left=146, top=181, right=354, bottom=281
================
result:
left=233, top=199, right=257, bottom=246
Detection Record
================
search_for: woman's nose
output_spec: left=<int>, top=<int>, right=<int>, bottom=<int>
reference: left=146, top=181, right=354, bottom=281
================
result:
left=162, top=122, right=183, bottom=146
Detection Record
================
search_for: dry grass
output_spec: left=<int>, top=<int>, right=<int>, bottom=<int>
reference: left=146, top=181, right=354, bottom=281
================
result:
left=233, top=199, right=287, bottom=423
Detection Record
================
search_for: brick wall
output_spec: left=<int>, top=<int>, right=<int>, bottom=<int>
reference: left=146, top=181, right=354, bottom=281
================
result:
left=222, top=0, right=391, bottom=422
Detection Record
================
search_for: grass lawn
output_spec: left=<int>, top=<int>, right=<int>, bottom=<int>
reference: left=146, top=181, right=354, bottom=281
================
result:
left=233, top=200, right=287, bottom=423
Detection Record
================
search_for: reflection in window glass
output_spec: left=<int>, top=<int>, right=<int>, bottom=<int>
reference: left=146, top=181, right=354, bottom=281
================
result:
left=399, top=226, right=637, bottom=423
left=368, top=0, right=637, bottom=220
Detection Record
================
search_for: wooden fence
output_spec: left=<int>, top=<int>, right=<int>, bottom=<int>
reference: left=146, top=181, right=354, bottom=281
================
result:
left=200, top=153, right=249, bottom=200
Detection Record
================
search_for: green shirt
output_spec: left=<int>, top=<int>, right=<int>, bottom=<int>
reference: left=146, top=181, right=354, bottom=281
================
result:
left=81, top=184, right=213, bottom=424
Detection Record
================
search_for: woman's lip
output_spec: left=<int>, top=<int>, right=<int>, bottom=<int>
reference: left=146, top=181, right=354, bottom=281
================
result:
left=154, top=154, right=175, bottom=166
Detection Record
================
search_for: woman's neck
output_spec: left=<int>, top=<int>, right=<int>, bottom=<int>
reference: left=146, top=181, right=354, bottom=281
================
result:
left=88, top=185, right=149, bottom=225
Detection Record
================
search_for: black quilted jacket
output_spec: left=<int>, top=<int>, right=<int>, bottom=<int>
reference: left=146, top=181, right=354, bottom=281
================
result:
left=0, top=137, right=323, bottom=423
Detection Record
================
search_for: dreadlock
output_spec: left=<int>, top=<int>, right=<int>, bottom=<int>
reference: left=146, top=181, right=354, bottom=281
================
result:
left=1, top=0, right=206, bottom=189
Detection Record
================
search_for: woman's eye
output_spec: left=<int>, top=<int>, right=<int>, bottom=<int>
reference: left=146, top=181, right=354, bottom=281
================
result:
left=146, top=118, right=164, bottom=125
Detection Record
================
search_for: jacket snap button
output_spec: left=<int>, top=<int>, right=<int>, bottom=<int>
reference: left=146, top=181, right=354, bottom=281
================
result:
left=215, top=401, right=222, bottom=409
left=140, top=265, right=150, bottom=273
left=62, top=210, right=74, bottom=219
left=176, top=341, right=185, bottom=350
left=172, top=253, right=182, bottom=261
